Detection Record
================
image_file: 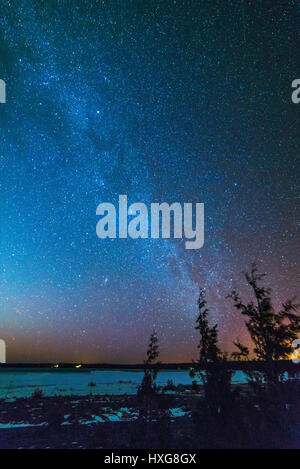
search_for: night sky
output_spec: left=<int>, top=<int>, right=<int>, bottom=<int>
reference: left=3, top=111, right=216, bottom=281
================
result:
left=0, top=0, right=299, bottom=363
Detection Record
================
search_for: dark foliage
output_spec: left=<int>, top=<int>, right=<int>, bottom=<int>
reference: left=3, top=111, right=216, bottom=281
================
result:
left=137, top=333, right=170, bottom=445
left=190, top=289, right=234, bottom=424
left=228, top=263, right=300, bottom=386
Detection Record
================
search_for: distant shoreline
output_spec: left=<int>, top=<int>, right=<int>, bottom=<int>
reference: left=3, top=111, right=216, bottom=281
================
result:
left=0, top=360, right=298, bottom=371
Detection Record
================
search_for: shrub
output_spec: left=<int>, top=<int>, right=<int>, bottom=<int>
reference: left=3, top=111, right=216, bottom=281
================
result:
left=163, top=379, right=177, bottom=391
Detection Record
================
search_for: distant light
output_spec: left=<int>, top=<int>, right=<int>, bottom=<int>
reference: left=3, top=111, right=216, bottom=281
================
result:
left=75, top=364, right=82, bottom=368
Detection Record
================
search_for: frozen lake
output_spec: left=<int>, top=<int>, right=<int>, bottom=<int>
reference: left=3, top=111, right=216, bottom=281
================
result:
left=0, top=368, right=249, bottom=399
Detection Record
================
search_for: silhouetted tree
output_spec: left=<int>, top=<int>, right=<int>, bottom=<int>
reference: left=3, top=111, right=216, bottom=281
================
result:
left=195, top=289, right=222, bottom=363
left=136, top=333, right=170, bottom=447
left=137, top=333, right=160, bottom=421
left=228, top=264, right=300, bottom=386
left=190, top=289, right=233, bottom=420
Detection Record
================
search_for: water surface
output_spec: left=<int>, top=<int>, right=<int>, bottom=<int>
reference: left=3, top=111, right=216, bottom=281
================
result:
left=0, top=367, right=248, bottom=399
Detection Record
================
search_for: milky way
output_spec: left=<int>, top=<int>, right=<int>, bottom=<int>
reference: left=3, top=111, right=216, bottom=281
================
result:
left=0, top=0, right=299, bottom=363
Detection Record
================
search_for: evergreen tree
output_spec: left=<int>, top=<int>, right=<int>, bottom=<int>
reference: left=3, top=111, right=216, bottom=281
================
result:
left=137, top=333, right=160, bottom=421
left=136, top=333, right=171, bottom=447
left=228, top=263, right=300, bottom=385
left=190, top=289, right=233, bottom=418
left=195, top=289, right=222, bottom=364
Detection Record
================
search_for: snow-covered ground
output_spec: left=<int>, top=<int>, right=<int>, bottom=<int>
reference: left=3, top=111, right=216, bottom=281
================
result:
left=0, top=368, right=248, bottom=400
left=0, top=406, right=190, bottom=428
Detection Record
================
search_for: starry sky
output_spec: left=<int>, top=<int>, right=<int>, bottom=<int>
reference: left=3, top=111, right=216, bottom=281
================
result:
left=0, top=0, right=299, bottom=363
